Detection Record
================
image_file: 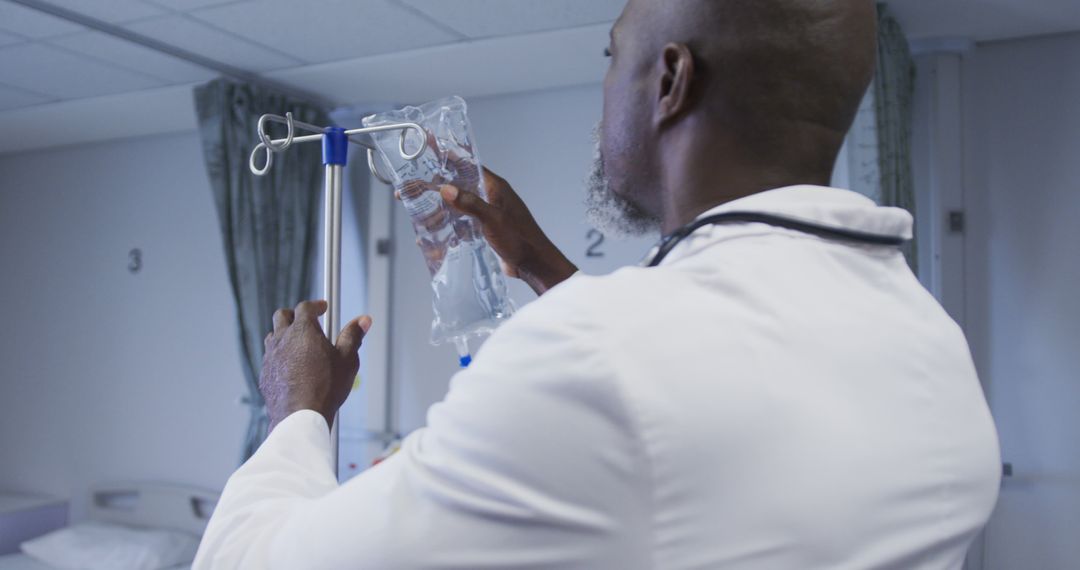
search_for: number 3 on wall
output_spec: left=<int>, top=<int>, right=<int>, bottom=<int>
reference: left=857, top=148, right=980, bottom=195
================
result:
left=586, top=229, right=605, bottom=258
left=128, top=248, right=143, bottom=274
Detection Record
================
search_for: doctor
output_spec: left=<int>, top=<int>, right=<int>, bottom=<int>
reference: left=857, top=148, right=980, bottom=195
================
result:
left=195, top=0, right=1001, bottom=567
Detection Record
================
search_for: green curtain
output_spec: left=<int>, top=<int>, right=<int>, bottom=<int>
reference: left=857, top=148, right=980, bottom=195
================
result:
left=194, top=79, right=329, bottom=461
left=874, top=4, right=918, bottom=272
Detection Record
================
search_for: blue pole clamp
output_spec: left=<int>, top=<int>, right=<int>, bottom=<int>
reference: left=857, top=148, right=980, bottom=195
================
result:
left=322, top=127, right=348, bottom=166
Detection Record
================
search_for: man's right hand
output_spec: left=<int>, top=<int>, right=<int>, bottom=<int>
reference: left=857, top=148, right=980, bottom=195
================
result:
left=439, top=168, right=577, bottom=296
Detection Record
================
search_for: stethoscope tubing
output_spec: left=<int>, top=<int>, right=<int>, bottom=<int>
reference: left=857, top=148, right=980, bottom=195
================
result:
left=647, top=211, right=908, bottom=267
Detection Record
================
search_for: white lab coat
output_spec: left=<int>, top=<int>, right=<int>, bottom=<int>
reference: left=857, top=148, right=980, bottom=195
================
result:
left=194, top=186, right=1001, bottom=569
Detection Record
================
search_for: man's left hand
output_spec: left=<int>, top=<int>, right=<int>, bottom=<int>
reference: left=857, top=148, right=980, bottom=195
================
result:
left=260, top=300, right=372, bottom=432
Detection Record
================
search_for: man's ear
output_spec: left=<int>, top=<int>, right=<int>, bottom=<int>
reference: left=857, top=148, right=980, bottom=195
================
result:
left=656, top=43, right=696, bottom=127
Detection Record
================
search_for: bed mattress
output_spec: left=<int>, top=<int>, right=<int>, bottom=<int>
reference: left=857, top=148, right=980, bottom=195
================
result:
left=0, top=553, right=190, bottom=570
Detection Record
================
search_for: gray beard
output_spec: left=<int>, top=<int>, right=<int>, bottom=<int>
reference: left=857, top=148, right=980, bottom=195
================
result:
left=584, top=124, right=661, bottom=238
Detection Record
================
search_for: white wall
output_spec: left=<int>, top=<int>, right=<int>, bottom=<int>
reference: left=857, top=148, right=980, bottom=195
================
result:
left=961, top=32, right=1080, bottom=570
left=912, top=52, right=969, bottom=322
left=0, top=132, right=248, bottom=517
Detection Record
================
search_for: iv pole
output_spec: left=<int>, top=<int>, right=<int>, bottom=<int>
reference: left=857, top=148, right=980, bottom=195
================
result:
left=250, top=112, right=422, bottom=472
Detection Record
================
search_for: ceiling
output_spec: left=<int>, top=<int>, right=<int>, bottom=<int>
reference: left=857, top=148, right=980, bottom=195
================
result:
left=890, top=0, right=1080, bottom=44
left=0, top=0, right=1077, bottom=154
left=2, top=0, right=1080, bottom=113
left=0, top=0, right=626, bottom=112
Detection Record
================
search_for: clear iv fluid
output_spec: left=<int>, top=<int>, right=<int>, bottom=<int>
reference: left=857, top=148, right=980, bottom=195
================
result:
left=364, top=96, right=515, bottom=349
left=398, top=178, right=453, bottom=275
left=398, top=155, right=512, bottom=345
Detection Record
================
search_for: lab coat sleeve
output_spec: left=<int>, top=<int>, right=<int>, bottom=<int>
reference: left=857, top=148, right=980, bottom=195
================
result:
left=194, top=279, right=652, bottom=569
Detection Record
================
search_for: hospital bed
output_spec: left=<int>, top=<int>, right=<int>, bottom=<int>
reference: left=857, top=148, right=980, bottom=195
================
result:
left=0, top=483, right=217, bottom=570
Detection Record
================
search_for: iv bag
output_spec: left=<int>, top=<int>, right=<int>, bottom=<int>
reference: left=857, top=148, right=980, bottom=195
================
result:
left=363, top=96, right=515, bottom=348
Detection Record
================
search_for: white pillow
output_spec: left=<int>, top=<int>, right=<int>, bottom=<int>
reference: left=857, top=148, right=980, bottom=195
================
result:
left=20, top=522, right=199, bottom=570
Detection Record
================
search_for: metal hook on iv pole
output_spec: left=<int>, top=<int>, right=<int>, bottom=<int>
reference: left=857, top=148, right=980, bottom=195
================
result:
left=367, top=148, right=395, bottom=185
left=249, top=112, right=425, bottom=178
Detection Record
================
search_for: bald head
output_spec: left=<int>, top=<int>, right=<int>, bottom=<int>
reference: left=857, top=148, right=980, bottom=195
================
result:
left=593, top=0, right=878, bottom=234
left=683, top=0, right=876, bottom=135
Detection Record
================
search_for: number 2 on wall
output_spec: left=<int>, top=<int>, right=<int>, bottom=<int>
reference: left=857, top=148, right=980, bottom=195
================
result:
left=586, top=229, right=605, bottom=258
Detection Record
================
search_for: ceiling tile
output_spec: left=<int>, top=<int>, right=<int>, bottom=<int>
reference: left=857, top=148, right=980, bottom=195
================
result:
left=188, top=0, right=461, bottom=64
left=0, top=43, right=163, bottom=99
left=0, top=30, right=26, bottom=48
left=398, top=0, right=625, bottom=39
left=0, top=2, right=85, bottom=38
left=36, top=0, right=167, bottom=24
left=124, top=15, right=301, bottom=71
left=0, top=82, right=51, bottom=111
left=889, top=0, right=1080, bottom=42
left=49, top=31, right=216, bottom=83
left=143, top=0, right=249, bottom=12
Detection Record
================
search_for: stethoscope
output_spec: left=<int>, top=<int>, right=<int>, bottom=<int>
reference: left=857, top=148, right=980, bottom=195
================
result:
left=647, top=211, right=909, bottom=267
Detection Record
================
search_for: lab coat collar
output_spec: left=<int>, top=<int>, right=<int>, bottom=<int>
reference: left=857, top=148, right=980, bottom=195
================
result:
left=644, top=185, right=914, bottom=266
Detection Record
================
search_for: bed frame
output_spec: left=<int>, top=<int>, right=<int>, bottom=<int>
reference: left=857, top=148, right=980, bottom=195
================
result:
left=88, top=483, right=219, bottom=536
